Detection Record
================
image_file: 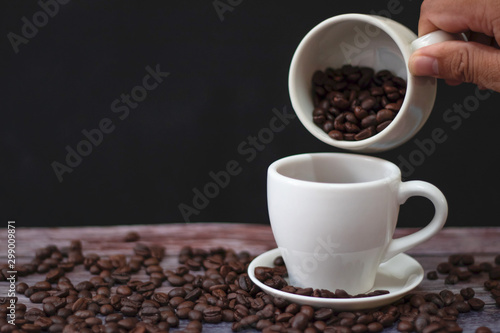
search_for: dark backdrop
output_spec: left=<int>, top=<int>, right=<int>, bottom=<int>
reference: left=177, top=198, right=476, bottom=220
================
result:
left=2, top=1, right=499, bottom=228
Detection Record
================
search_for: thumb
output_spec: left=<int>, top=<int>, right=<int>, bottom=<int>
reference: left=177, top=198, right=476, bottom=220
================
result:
left=408, top=41, right=500, bottom=92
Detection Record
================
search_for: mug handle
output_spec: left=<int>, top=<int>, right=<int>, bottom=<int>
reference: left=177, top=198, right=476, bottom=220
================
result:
left=382, top=181, right=448, bottom=262
left=411, top=30, right=467, bottom=52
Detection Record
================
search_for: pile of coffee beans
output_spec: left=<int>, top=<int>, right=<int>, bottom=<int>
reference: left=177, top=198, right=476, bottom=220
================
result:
left=254, top=257, right=389, bottom=299
left=311, top=65, right=406, bottom=141
left=0, top=241, right=497, bottom=333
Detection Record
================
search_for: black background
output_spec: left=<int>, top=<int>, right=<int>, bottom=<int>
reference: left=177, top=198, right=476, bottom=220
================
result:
left=2, top=1, right=499, bottom=228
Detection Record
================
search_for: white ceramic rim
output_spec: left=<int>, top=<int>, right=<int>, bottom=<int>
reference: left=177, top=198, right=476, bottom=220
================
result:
left=288, top=13, right=417, bottom=150
left=268, top=152, right=400, bottom=188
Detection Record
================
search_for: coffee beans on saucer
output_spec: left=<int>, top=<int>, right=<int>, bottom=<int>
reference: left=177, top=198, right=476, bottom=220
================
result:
left=311, top=65, right=406, bottom=141
left=254, top=259, right=389, bottom=299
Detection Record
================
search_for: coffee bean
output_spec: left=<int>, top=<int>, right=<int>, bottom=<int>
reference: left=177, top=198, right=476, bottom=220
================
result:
left=33, top=317, right=52, bottom=330
left=335, top=289, right=351, bottom=298
left=124, top=231, right=140, bottom=242
left=340, top=316, right=356, bottom=327
left=484, top=279, right=498, bottom=290
left=355, top=126, right=376, bottom=140
left=457, top=269, right=472, bottom=281
left=449, top=254, right=462, bottom=265
left=378, top=313, right=395, bottom=327
left=203, top=306, right=222, bottom=323
left=103, top=313, right=122, bottom=325
left=71, top=297, right=89, bottom=312
left=15, top=282, right=29, bottom=294
left=361, top=114, right=377, bottom=128
left=376, top=109, right=395, bottom=123
left=41, top=303, right=56, bottom=317
left=99, top=304, right=114, bottom=316
left=238, top=274, right=252, bottom=292
left=332, top=95, right=350, bottom=110
left=397, top=320, right=414, bottom=332
left=116, top=285, right=133, bottom=296
left=437, top=262, right=452, bottom=274
left=328, top=130, right=344, bottom=140
left=414, top=314, right=430, bottom=332
left=20, top=323, right=42, bottom=333
left=376, top=120, right=391, bottom=132
left=491, top=289, right=500, bottom=298
left=346, top=323, right=365, bottom=333
left=476, top=327, right=493, bottom=333
left=74, top=309, right=94, bottom=319
left=369, top=86, right=384, bottom=96
left=353, top=106, right=368, bottom=120
left=360, top=97, right=376, bottom=111
left=355, top=314, right=373, bottom=325
left=427, top=271, right=438, bottom=280
left=445, top=274, right=459, bottom=285
left=425, top=293, right=444, bottom=308
left=367, top=321, right=384, bottom=332
left=467, top=264, right=483, bottom=274
left=275, top=312, right=294, bottom=323
left=344, top=121, right=361, bottom=134
left=45, top=268, right=64, bottom=283
left=30, top=291, right=49, bottom=303
left=453, top=301, right=471, bottom=313
left=312, top=70, right=326, bottom=85
left=25, top=308, right=45, bottom=323
left=489, top=266, right=500, bottom=280
left=48, top=323, right=65, bottom=333
left=468, top=298, right=485, bottom=311
left=410, top=294, right=426, bottom=308
left=460, top=287, right=475, bottom=300
left=419, top=302, right=438, bottom=315
left=422, top=322, right=444, bottom=333
left=167, top=274, right=186, bottom=286
left=56, top=308, right=72, bottom=319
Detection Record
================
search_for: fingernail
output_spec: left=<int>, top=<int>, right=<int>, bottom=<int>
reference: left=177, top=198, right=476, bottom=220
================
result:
left=409, top=55, right=439, bottom=76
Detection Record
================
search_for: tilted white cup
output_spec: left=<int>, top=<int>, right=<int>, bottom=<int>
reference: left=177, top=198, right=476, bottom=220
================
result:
left=289, top=14, right=466, bottom=153
left=267, top=153, right=447, bottom=294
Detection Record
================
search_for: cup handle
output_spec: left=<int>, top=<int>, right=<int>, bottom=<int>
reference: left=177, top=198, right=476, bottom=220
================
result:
left=411, top=30, right=468, bottom=52
left=382, top=181, right=448, bottom=262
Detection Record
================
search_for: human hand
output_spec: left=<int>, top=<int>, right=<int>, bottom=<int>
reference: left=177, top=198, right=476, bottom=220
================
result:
left=408, top=0, right=500, bottom=92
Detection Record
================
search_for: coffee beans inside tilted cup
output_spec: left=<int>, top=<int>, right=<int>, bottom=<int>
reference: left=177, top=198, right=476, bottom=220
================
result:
left=311, top=65, right=406, bottom=141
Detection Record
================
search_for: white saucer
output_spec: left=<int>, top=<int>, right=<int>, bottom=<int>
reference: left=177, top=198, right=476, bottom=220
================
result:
left=248, top=248, right=423, bottom=311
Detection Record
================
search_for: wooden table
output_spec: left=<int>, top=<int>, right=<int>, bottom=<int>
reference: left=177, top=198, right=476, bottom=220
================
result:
left=1, top=223, right=499, bottom=332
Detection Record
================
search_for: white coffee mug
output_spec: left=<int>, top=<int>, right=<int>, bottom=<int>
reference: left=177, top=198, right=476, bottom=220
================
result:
left=288, top=14, right=466, bottom=152
left=267, top=153, right=447, bottom=294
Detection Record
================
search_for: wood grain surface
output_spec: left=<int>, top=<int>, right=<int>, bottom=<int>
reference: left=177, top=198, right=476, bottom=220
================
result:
left=1, top=223, right=499, bottom=332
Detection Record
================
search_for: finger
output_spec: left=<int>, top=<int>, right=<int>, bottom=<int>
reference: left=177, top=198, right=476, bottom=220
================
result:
left=418, top=0, right=500, bottom=43
left=408, top=40, right=500, bottom=92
